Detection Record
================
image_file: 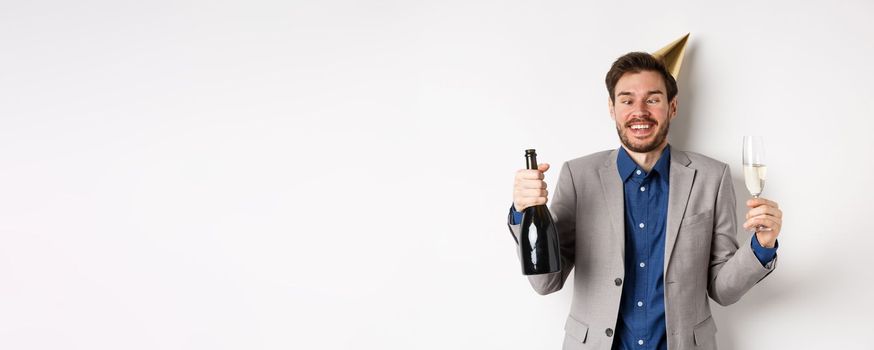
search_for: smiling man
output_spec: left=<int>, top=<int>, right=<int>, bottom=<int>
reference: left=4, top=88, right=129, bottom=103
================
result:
left=507, top=52, right=783, bottom=350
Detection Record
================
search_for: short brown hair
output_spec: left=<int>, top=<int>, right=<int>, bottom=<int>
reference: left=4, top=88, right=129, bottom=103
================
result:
left=605, top=52, right=678, bottom=104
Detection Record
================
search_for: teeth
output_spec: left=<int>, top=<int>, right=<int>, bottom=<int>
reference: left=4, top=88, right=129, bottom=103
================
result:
left=630, top=124, right=651, bottom=130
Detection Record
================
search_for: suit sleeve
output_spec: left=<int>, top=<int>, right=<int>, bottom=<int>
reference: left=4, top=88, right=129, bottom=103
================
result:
left=706, top=164, right=777, bottom=306
left=506, top=161, right=576, bottom=295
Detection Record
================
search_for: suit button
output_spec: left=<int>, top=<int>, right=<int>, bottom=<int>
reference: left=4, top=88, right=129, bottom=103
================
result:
left=614, top=278, right=622, bottom=286
left=606, top=328, right=614, bottom=337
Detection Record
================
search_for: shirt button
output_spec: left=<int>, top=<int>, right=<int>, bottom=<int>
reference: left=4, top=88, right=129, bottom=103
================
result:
left=638, top=339, right=644, bottom=345
left=637, top=301, right=643, bottom=307
left=639, top=223, right=645, bottom=229
left=640, top=186, right=646, bottom=192
left=639, top=262, right=645, bottom=268
left=614, top=278, right=623, bottom=286
left=635, top=170, right=642, bottom=175
left=606, top=328, right=614, bottom=337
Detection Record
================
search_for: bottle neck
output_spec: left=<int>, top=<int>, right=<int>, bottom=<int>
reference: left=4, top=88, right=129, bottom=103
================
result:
left=525, top=153, right=538, bottom=170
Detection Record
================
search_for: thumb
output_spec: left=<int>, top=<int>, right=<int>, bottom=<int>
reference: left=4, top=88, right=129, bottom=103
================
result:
left=538, top=163, right=550, bottom=173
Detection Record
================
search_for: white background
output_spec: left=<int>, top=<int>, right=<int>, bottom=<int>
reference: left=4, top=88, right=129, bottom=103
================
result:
left=1, top=0, right=872, bottom=349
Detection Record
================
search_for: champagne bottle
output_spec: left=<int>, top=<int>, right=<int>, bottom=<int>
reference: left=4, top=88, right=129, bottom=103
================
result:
left=519, top=149, right=562, bottom=275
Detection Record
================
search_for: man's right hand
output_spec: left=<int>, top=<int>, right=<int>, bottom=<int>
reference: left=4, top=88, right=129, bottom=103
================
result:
left=513, top=163, right=550, bottom=212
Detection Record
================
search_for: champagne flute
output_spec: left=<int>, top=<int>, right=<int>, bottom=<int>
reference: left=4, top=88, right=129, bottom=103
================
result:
left=743, top=136, right=771, bottom=232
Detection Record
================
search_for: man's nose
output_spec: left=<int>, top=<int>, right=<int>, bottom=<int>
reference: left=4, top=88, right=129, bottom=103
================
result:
left=630, top=101, right=651, bottom=117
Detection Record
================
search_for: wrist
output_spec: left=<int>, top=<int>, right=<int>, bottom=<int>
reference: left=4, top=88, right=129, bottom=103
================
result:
left=755, top=233, right=776, bottom=248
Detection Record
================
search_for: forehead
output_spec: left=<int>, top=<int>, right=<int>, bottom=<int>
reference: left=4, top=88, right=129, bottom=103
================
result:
left=615, top=70, right=667, bottom=95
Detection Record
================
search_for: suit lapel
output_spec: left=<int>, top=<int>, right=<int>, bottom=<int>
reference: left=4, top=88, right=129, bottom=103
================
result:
left=664, top=150, right=696, bottom=275
left=598, top=149, right=626, bottom=265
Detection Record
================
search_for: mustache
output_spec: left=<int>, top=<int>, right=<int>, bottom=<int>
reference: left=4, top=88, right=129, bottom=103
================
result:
left=625, top=117, right=658, bottom=127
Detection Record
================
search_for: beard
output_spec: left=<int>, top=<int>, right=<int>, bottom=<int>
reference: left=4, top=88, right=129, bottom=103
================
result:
left=615, top=117, right=670, bottom=153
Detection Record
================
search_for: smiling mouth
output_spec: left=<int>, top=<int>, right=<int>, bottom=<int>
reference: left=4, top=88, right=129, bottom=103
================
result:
left=627, top=122, right=656, bottom=137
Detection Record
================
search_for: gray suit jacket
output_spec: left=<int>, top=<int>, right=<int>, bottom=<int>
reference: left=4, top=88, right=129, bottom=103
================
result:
left=507, top=148, right=776, bottom=350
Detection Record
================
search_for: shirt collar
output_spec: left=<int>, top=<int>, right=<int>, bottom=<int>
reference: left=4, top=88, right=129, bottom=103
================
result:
left=617, top=144, right=672, bottom=182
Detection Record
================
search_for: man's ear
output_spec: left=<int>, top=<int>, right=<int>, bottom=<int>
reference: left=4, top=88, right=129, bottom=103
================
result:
left=669, top=97, right=678, bottom=121
left=608, top=97, right=616, bottom=121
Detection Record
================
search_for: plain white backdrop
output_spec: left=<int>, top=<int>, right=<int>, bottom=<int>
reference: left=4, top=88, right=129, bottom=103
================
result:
left=0, top=0, right=872, bottom=349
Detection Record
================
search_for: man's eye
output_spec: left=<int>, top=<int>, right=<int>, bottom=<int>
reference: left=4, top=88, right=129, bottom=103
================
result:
left=647, top=99, right=660, bottom=104
left=621, top=100, right=632, bottom=105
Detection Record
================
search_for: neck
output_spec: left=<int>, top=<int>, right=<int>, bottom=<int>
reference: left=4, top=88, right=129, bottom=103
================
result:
left=622, top=141, right=668, bottom=172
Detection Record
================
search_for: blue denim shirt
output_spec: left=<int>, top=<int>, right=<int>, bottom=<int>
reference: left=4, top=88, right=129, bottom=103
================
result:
left=614, top=145, right=671, bottom=349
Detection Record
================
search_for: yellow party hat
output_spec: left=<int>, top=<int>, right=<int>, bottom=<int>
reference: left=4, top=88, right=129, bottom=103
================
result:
left=652, top=33, right=690, bottom=80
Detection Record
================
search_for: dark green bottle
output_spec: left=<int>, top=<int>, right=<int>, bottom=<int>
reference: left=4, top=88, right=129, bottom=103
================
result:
left=520, top=149, right=562, bottom=275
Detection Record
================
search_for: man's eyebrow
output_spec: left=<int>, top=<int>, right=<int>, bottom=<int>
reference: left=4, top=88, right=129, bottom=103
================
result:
left=616, top=90, right=665, bottom=97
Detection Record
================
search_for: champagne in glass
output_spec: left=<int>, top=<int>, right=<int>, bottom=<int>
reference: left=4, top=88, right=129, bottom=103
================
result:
left=743, top=136, right=770, bottom=232
left=743, top=164, right=767, bottom=197
left=742, top=136, right=766, bottom=197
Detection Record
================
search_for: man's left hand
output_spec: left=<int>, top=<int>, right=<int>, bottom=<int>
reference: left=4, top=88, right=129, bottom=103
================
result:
left=743, top=197, right=782, bottom=248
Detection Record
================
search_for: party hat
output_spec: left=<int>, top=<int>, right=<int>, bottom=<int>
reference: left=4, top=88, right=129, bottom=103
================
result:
left=652, top=33, right=690, bottom=79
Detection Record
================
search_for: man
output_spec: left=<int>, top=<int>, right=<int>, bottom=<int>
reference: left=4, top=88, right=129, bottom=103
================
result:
left=507, top=52, right=783, bottom=350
